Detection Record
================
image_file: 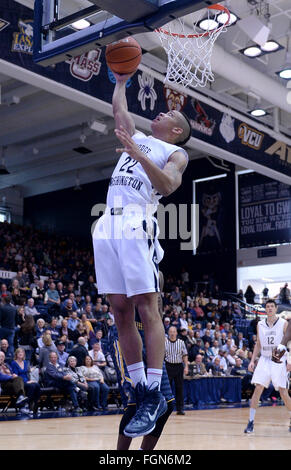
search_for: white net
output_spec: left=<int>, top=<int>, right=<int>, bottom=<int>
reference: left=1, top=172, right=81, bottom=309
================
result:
left=156, top=5, right=229, bottom=89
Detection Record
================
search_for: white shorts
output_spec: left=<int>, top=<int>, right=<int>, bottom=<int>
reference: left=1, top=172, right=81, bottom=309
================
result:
left=251, top=355, right=289, bottom=390
left=92, top=211, right=164, bottom=297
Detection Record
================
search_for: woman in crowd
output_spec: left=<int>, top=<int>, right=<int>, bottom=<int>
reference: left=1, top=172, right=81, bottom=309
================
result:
left=10, top=347, right=41, bottom=415
left=63, top=355, right=88, bottom=410
left=16, top=314, right=37, bottom=363
left=79, top=355, right=109, bottom=411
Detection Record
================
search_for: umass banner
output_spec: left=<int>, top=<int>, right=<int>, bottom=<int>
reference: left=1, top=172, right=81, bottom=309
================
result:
left=239, top=173, right=291, bottom=248
left=1, top=0, right=291, bottom=180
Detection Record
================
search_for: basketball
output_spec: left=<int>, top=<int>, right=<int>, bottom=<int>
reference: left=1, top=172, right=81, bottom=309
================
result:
left=105, top=37, right=142, bottom=74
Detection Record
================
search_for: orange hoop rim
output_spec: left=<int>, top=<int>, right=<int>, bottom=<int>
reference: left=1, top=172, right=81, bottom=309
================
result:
left=155, top=3, right=230, bottom=39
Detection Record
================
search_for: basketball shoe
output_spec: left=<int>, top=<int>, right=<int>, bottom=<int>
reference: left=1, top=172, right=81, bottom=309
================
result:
left=124, top=382, right=167, bottom=438
left=244, top=420, right=254, bottom=433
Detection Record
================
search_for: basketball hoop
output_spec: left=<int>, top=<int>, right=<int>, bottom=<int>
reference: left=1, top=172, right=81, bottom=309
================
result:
left=155, top=3, right=230, bottom=89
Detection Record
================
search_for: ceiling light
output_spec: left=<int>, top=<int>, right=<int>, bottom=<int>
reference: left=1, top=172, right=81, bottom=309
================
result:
left=198, top=18, right=219, bottom=31
left=71, top=19, right=90, bottom=30
left=277, top=67, right=291, bottom=80
left=217, top=12, right=238, bottom=26
left=261, top=40, right=280, bottom=53
left=242, top=45, right=262, bottom=58
left=249, top=108, right=267, bottom=117
left=89, top=120, right=108, bottom=134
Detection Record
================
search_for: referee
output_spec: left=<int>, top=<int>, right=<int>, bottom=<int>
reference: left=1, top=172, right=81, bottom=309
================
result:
left=165, top=326, right=188, bottom=415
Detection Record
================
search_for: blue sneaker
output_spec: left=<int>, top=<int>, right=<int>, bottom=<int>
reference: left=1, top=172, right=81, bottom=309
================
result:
left=124, top=383, right=167, bottom=438
left=244, top=420, right=254, bottom=433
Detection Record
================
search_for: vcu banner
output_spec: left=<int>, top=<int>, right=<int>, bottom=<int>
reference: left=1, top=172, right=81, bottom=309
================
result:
left=1, top=0, right=291, bottom=180
left=239, top=173, right=291, bottom=248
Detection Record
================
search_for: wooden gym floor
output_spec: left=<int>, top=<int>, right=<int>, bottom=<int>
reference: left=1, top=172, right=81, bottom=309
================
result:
left=0, top=406, right=290, bottom=450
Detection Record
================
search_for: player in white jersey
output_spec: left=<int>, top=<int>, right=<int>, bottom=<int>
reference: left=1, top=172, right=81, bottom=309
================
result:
left=92, top=70, right=191, bottom=438
left=244, top=299, right=291, bottom=433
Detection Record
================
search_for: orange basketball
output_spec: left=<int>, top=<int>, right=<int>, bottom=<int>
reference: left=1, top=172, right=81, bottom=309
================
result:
left=105, top=37, right=142, bottom=74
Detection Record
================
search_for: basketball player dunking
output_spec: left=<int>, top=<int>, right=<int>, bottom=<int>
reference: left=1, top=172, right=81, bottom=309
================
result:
left=244, top=299, right=291, bottom=433
left=92, top=71, right=191, bottom=437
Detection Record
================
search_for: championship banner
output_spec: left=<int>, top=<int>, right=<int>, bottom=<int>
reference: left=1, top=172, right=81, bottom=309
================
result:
left=239, top=172, right=291, bottom=248
left=195, top=176, right=235, bottom=254
left=1, top=0, right=291, bottom=179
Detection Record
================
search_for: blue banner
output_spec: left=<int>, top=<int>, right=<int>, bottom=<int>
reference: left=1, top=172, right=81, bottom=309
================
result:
left=239, top=173, right=291, bottom=248
left=1, top=0, right=291, bottom=179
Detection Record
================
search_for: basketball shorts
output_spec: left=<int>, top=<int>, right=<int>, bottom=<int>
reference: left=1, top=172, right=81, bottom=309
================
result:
left=251, top=355, right=289, bottom=390
left=108, top=325, right=174, bottom=407
left=92, top=211, right=164, bottom=297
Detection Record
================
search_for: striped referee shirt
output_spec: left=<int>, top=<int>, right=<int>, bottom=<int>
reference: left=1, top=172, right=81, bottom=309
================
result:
left=165, top=337, right=188, bottom=364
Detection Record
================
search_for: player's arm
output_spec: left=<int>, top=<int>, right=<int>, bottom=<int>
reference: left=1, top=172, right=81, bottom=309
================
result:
left=281, top=319, right=291, bottom=347
left=115, top=126, right=188, bottom=196
left=112, top=73, right=136, bottom=136
left=248, top=327, right=261, bottom=372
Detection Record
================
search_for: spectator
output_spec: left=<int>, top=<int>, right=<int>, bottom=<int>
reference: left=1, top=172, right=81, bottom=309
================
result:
left=230, top=358, right=253, bottom=394
left=79, top=355, right=109, bottom=411
left=195, top=292, right=207, bottom=306
left=56, top=282, right=67, bottom=303
left=203, top=341, right=215, bottom=364
left=46, top=317, right=61, bottom=343
left=163, top=317, right=171, bottom=335
left=237, top=340, right=249, bottom=361
left=212, top=339, right=220, bottom=357
left=0, top=294, right=17, bottom=355
left=24, top=298, right=40, bottom=318
left=226, top=346, right=238, bottom=369
left=215, top=349, right=228, bottom=372
left=71, top=323, right=87, bottom=343
left=0, top=350, right=28, bottom=408
left=44, top=351, right=81, bottom=412
left=81, top=276, right=97, bottom=303
left=63, top=355, right=88, bottom=409
left=0, top=283, right=8, bottom=300
left=16, top=314, right=37, bottom=363
left=70, top=337, right=88, bottom=367
left=38, top=331, right=58, bottom=369
left=58, top=319, right=74, bottom=345
left=80, top=313, right=94, bottom=336
left=67, top=311, right=80, bottom=331
left=188, top=338, right=204, bottom=362
left=235, top=332, right=245, bottom=349
left=207, top=356, right=225, bottom=376
left=201, top=329, right=213, bottom=346
left=205, top=297, right=217, bottom=315
left=188, top=354, right=207, bottom=376
left=171, top=286, right=181, bottom=303
left=10, top=280, right=23, bottom=306
left=31, top=280, right=46, bottom=305
left=192, top=301, right=205, bottom=321
left=88, top=342, right=106, bottom=367
left=10, top=347, right=41, bottom=415
left=61, top=299, right=75, bottom=318
left=0, top=338, right=13, bottom=363
left=56, top=340, right=69, bottom=368
left=44, top=282, right=60, bottom=317
left=278, top=283, right=290, bottom=305
left=35, top=318, right=46, bottom=339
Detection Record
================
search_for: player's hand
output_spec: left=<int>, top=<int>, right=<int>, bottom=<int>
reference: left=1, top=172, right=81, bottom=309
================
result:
left=115, top=125, right=143, bottom=161
left=112, top=71, right=135, bottom=83
left=271, top=347, right=285, bottom=364
left=248, top=362, right=255, bottom=372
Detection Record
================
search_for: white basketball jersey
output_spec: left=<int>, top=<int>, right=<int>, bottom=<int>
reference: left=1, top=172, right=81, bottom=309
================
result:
left=258, top=317, right=286, bottom=358
left=106, top=131, right=188, bottom=214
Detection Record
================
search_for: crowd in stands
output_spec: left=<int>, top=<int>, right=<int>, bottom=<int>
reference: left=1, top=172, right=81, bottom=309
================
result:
left=0, top=221, right=284, bottom=415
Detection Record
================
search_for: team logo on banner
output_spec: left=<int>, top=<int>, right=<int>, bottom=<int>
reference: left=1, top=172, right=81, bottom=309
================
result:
left=219, top=113, right=235, bottom=143
left=0, top=19, right=9, bottom=32
left=67, top=49, right=102, bottom=82
left=238, top=123, right=264, bottom=150
left=12, top=19, right=33, bottom=54
left=190, top=99, right=216, bottom=136
left=163, top=85, right=187, bottom=112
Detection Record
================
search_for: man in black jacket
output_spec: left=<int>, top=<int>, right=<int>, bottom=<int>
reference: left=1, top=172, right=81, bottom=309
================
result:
left=0, top=294, right=16, bottom=355
left=69, top=337, right=88, bottom=366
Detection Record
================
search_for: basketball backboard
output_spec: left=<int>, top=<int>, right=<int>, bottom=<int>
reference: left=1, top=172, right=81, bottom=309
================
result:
left=33, top=0, right=219, bottom=66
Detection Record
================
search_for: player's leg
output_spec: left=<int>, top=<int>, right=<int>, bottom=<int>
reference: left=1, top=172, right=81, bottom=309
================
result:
left=244, top=384, right=265, bottom=433
left=123, top=293, right=167, bottom=438
left=107, top=294, right=146, bottom=385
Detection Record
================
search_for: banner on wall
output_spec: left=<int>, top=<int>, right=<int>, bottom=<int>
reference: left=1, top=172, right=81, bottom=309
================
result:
left=1, top=0, right=291, bottom=180
left=195, top=176, right=235, bottom=254
left=239, top=173, right=291, bottom=248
